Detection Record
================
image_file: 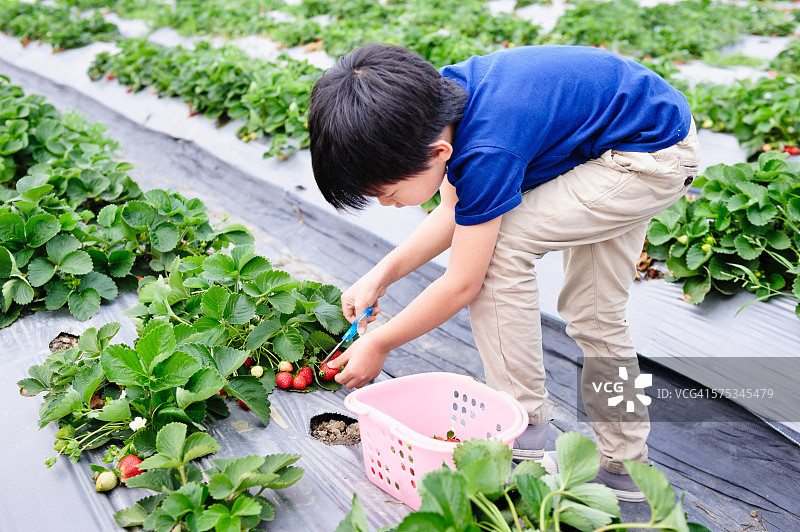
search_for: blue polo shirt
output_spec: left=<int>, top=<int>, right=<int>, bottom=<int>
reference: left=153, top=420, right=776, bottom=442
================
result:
left=440, top=45, right=692, bottom=226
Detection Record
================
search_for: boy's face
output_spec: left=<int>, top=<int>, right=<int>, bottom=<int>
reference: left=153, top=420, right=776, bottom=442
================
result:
left=374, top=133, right=453, bottom=208
left=375, top=161, right=447, bottom=208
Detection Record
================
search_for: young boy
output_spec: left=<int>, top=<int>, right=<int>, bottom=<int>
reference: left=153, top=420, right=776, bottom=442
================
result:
left=309, top=43, right=699, bottom=501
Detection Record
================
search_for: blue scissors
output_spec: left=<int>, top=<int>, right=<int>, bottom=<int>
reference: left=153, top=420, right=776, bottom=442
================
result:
left=320, top=306, right=375, bottom=365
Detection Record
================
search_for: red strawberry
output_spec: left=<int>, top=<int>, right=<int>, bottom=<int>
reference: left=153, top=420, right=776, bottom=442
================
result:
left=22, top=38, right=30, bottom=47
left=238, top=399, right=249, bottom=410
left=292, top=375, right=307, bottom=390
left=276, top=372, right=292, bottom=389
left=126, top=86, right=133, bottom=93
left=244, top=357, right=254, bottom=368
left=298, top=366, right=313, bottom=385
left=791, top=147, right=800, bottom=155
left=118, top=455, right=143, bottom=483
left=330, top=350, right=342, bottom=360
left=217, top=389, right=227, bottom=396
left=278, top=360, right=293, bottom=372
left=319, top=362, right=338, bottom=381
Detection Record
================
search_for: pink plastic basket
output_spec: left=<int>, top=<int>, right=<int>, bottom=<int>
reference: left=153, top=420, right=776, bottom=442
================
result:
left=344, top=372, right=529, bottom=509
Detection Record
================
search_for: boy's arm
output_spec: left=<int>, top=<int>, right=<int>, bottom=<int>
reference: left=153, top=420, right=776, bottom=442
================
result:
left=341, top=179, right=459, bottom=325
left=332, top=211, right=502, bottom=388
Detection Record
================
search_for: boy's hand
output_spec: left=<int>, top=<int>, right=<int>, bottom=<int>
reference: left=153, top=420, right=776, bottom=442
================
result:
left=341, top=270, right=386, bottom=334
left=329, top=334, right=388, bottom=388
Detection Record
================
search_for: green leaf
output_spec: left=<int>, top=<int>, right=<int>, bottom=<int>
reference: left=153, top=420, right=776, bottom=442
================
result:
left=313, top=300, right=349, bottom=334
left=0, top=213, right=25, bottom=243
left=0, top=246, right=17, bottom=277
left=211, top=345, right=249, bottom=378
left=223, top=293, right=255, bottom=324
left=555, top=432, right=599, bottom=489
left=25, top=213, right=60, bottom=248
left=451, top=439, right=512, bottom=499
left=44, top=280, right=72, bottom=310
left=80, top=272, right=118, bottom=300
left=124, top=469, right=179, bottom=493
left=108, top=249, right=135, bottom=277
left=396, top=512, right=451, bottom=531
left=176, top=367, right=225, bottom=408
left=334, top=493, right=370, bottom=532
left=60, top=250, right=93, bottom=275
left=515, top=473, right=552, bottom=519
left=686, top=243, right=712, bottom=270
left=208, top=473, right=235, bottom=500
left=137, top=323, right=177, bottom=370
left=46, top=234, right=81, bottom=264
left=565, top=483, right=620, bottom=518
left=151, top=223, right=180, bottom=252
left=102, top=344, right=150, bottom=387
left=765, top=230, right=791, bottom=250
left=203, top=253, right=237, bottom=278
left=121, top=201, right=156, bottom=229
left=114, top=503, right=150, bottom=527
left=39, top=387, right=83, bottom=425
left=623, top=460, right=674, bottom=521
left=733, top=235, right=764, bottom=260
left=245, top=319, right=281, bottom=350
left=273, top=327, right=304, bottom=362
left=417, top=468, right=473, bottom=531
left=68, top=288, right=101, bottom=321
left=558, top=501, right=616, bottom=531
left=201, top=285, right=229, bottom=320
left=183, top=432, right=221, bottom=462
left=666, top=256, right=700, bottom=278
left=231, top=496, right=262, bottom=517
left=90, top=397, right=132, bottom=422
left=224, top=376, right=272, bottom=425
left=746, top=203, right=778, bottom=226
left=155, top=422, right=188, bottom=462
left=683, top=273, right=712, bottom=305
left=646, top=220, right=675, bottom=246
left=150, top=351, right=202, bottom=392
left=3, top=277, right=34, bottom=305
left=27, top=258, right=55, bottom=287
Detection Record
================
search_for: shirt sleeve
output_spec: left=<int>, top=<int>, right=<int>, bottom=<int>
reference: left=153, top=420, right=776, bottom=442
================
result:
left=447, top=147, right=528, bottom=226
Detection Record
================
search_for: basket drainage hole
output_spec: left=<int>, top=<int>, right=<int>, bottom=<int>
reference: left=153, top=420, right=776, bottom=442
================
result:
left=309, top=413, right=360, bottom=446
left=49, top=332, right=80, bottom=352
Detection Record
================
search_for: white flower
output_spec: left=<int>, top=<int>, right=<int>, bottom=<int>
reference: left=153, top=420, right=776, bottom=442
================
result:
left=129, top=417, right=147, bottom=431
left=119, top=390, right=126, bottom=399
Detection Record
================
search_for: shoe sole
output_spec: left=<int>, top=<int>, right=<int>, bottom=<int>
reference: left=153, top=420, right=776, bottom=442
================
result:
left=608, top=488, right=647, bottom=503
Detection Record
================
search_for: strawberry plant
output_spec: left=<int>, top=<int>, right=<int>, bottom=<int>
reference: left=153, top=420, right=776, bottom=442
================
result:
left=337, top=433, right=711, bottom=532
left=770, top=37, right=800, bottom=75
left=115, top=431, right=303, bottom=532
left=123, top=243, right=351, bottom=392
left=646, top=152, right=800, bottom=316
left=687, top=73, right=800, bottom=158
left=540, top=0, right=796, bottom=62
left=88, top=39, right=321, bottom=158
left=0, top=1, right=118, bottom=51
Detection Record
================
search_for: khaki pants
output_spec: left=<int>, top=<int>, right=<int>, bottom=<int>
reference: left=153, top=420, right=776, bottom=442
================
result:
left=469, top=121, right=700, bottom=473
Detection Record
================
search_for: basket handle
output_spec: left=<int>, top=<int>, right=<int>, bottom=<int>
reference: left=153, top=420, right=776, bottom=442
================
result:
left=343, top=394, right=370, bottom=417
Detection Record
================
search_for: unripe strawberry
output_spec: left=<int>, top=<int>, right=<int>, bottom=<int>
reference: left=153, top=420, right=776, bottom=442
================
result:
left=702, top=119, right=713, bottom=129
left=95, top=471, right=117, bottom=492
left=676, top=235, right=688, bottom=245
left=298, top=366, right=313, bottom=385
left=292, top=375, right=307, bottom=390
left=701, top=243, right=712, bottom=253
left=278, top=361, right=292, bottom=372
left=276, top=372, right=292, bottom=389
left=250, top=365, right=264, bottom=378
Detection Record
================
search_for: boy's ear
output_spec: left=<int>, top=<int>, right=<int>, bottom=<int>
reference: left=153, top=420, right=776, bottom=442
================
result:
left=429, top=139, right=453, bottom=162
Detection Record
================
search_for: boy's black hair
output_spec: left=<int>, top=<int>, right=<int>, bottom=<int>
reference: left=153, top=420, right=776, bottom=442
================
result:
left=309, top=43, right=466, bottom=211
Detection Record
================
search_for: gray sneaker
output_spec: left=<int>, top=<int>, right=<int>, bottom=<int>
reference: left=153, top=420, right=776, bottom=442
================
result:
left=539, top=451, right=646, bottom=502
left=512, top=420, right=558, bottom=473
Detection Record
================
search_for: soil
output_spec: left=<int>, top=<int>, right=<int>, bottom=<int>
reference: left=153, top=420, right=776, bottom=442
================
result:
left=49, top=332, right=80, bottom=352
left=309, top=412, right=360, bottom=445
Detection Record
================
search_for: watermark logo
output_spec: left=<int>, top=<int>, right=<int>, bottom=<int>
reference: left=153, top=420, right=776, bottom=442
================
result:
left=591, top=367, right=652, bottom=413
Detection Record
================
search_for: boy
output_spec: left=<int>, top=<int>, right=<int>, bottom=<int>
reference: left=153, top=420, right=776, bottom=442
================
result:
left=309, top=43, right=699, bottom=501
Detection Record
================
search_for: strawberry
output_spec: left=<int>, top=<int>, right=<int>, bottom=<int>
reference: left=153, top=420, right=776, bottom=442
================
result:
left=330, top=350, right=342, bottom=360
left=276, top=372, right=292, bottom=389
left=278, top=360, right=293, bottom=372
left=217, top=389, right=227, bottom=396
left=95, top=471, right=117, bottom=492
left=244, top=357, right=254, bottom=368
left=791, top=147, right=800, bottom=155
left=126, top=86, right=133, bottom=93
left=298, top=366, right=313, bottom=385
left=118, top=455, right=143, bottom=483
left=292, top=375, right=307, bottom=390
left=250, top=365, right=264, bottom=378
left=238, top=399, right=249, bottom=410
left=319, top=362, right=338, bottom=381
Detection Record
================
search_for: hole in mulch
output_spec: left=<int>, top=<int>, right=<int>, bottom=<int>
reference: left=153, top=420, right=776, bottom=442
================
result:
left=49, top=332, right=80, bottom=353
left=310, top=412, right=360, bottom=446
